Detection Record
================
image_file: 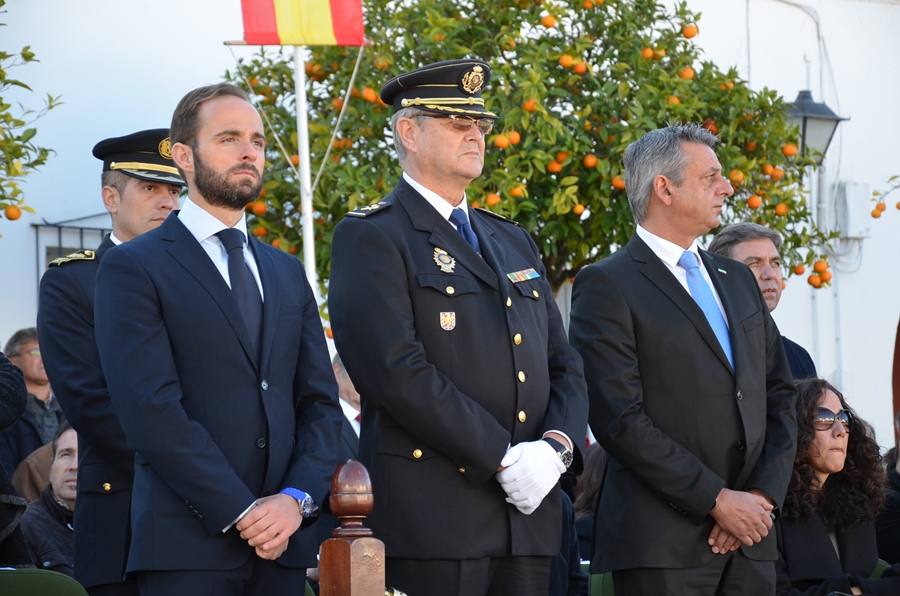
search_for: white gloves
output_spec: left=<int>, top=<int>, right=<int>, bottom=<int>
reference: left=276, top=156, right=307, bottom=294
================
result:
left=496, top=440, right=566, bottom=515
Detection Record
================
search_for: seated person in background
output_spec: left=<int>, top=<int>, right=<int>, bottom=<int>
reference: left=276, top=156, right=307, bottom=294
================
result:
left=20, top=422, right=77, bottom=577
left=12, top=442, right=52, bottom=503
left=0, top=351, right=33, bottom=569
left=776, top=378, right=900, bottom=595
left=876, top=411, right=900, bottom=564
left=572, top=443, right=607, bottom=562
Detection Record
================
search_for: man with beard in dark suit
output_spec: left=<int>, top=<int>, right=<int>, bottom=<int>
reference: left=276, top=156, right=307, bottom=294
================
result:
left=38, top=128, right=183, bottom=596
left=329, top=59, right=588, bottom=596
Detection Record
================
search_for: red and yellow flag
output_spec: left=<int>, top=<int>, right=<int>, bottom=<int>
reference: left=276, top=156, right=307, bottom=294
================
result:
left=241, top=0, right=365, bottom=46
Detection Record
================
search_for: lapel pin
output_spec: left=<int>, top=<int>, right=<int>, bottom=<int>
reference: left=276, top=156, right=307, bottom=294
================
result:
left=717, top=268, right=727, bottom=275
left=433, top=247, right=456, bottom=273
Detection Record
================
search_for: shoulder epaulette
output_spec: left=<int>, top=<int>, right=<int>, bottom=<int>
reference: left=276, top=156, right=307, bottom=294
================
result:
left=48, top=249, right=96, bottom=267
left=474, top=207, right=520, bottom=226
left=346, top=201, right=391, bottom=218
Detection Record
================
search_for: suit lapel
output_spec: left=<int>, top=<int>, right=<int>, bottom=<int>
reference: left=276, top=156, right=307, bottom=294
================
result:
left=252, top=239, right=281, bottom=374
left=161, top=214, right=259, bottom=371
left=628, top=235, right=733, bottom=373
left=469, top=210, right=506, bottom=288
left=395, top=179, right=499, bottom=291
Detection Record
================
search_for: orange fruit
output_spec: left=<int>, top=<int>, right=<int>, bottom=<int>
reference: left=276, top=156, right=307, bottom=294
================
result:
left=678, top=66, right=695, bottom=79
left=701, top=119, right=718, bottom=135
left=4, top=205, right=22, bottom=220
left=559, top=54, right=574, bottom=68
left=726, top=80, right=734, bottom=90
left=871, top=208, right=882, bottom=219
left=541, top=14, right=557, bottom=28
left=362, top=87, right=377, bottom=102
left=745, top=140, right=757, bottom=151
left=433, top=33, right=445, bottom=42
left=494, top=135, right=510, bottom=149
left=252, top=226, right=266, bottom=237
left=729, top=169, right=744, bottom=184
left=486, top=193, right=501, bottom=207
left=507, top=130, right=521, bottom=144
left=876, top=202, right=887, bottom=212
left=573, top=203, right=586, bottom=215
left=288, top=245, right=298, bottom=255
left=771, top=167, right=785, bottom=181
left=782, top=279, right=787, bottom=290
left=258, top=188, right=266, bottom=199
left=583, top=0, right=593, bottom=7
left=271, top=238, right=281, bottom=249
left=574, top=61, right=588, bottom=75
left=556, top=151, right=570, bottom=163
left=332, top=98, right=344, bottom=111
left=813, top=260, right=828, bottom=273
left=782, top=143, right=798, bottom=157
left=250, top=201, right=267, bottom=216
left=510, top=186, right=525, bottom=198
left=290, top=154, right=300, bottom=168
left=325, top=327, right=333, bottom=339
left=774, top=203, right=788, bottom=216
left=641, top=47, right=655, bottom=59
left=746, top=195, right=762, bottom=209
left=808, top=274, right=822, bottom=288
left=351, top=87, right=361, bottom=98
left=612, top=174, right=626, bottom=190
left=248, top=77, right=259, bottom=88
left=654, top=48, right=666, bottom=59
left=523, top=98, right=538, bottom=113
left=471, top=201, right=482, bottom=209
left=820, top=270, right=833, bottom=283
left=793, top=264, right=806, bottom=275
left=547, top=161, right=563, bottom=174
left=682, top=24, right=699, bottom=38
left=896, top=201, right=900, bottom=210
left=762, top=163, right=774, bottom=176
left=667, top=95, right=680, bottom=105
left=583, top=154, right=598, bottom=168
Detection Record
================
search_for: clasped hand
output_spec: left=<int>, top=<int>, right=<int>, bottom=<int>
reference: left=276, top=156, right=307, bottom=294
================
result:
left=236, top=494, right=303, bottom=560
left=496, top=440, right=565, bottom=515
left=707, top=488, right=774, bottom=554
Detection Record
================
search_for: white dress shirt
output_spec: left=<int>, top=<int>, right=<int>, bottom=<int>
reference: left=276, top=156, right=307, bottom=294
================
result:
left=339, top=398, right=361, bottom=437
left=403, top=172, right=471, bottom=228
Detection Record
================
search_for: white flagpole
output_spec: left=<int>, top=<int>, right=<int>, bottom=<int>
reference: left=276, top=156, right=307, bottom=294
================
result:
left=293, top=45, right=320, bottom=303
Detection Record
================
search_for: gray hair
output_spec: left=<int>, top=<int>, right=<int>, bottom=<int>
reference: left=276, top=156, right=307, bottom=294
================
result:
left=390, top=106, right=431, bottom=163
left=4, top=327, right=37, bottom=358
left=623, top=123, right=719, bottom=224
left=707, top=222, right=783, bottom=259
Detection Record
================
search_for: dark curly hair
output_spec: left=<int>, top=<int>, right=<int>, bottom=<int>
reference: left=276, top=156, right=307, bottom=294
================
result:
left=783, top=378, right=886, bottom=532
left=574, top=443, right=608, bottom=520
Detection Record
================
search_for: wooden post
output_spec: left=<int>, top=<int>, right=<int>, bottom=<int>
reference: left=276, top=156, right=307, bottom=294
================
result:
left=320, top=460, right=404, bottom=596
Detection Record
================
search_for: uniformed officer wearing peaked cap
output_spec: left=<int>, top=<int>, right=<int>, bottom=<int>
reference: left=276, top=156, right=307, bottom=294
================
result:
left=37, top=128, right=183, bottom=596
left=330, top=58, right=588, bottom=596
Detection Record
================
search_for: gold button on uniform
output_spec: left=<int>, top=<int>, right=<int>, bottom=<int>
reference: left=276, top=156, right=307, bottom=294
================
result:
left=102, top=483, right=111, bottom=492
left=532, top=290, right=540, bottom=298
left=514, top=333, right=522, bottom=345
left=506, top=297, right=512, bottom=307
left=518, top=411, right=527, bottom=423
left=517, top=371, right=526, bottom=382
left=413, top=449, right=423, bottom=459
left=458, top=467, right=466, bottom=474
left=446, top=286, right=455, bottom=295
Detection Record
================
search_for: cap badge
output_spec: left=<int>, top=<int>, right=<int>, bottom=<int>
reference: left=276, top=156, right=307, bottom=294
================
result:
left=461, top=65, right=485, bottom=95
left=158, top=137, right=172, bottom=160
left=433, top=247, right=456, bottom=273
left=440, top=312, right=456, bottom=331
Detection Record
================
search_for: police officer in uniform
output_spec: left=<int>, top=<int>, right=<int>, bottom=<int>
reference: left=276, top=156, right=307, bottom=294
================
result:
left=329, top=59, right=588, bottom=596
left=37, top=129, right=184, bottom=596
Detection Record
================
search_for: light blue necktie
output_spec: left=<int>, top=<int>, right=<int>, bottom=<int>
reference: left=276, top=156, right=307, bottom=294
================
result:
left=678, top=250, right=733, bottom=368
left=449, top=208, right=482, bottom=255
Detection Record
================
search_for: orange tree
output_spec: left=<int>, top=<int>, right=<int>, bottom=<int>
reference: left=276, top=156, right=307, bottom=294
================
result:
left=0, top=0, right=60, bottom=227
left=226, top=0, right=833, bottom=294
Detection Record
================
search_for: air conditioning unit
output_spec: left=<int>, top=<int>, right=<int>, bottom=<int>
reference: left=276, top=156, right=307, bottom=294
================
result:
left=834, top=181, right=871, bottom=239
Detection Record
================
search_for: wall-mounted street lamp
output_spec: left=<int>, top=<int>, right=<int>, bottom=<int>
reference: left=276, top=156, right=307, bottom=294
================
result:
left=787, top=90, right=847, bottom=165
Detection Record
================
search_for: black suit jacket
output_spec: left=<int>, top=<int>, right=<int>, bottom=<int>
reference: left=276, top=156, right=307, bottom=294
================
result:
left=781, top=336, right=817, bottom=380
left=569, top=233, right=797, bottom=572
left=329, top=178, right=588, bottom=559
left=37, top=235, right=133, bottom=588
left=94, top=212, right=344, bottom=573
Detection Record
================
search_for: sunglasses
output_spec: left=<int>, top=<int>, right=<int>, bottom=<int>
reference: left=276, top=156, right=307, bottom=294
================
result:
left=814, top=407, right=851, bottom=432
left=415, top=114, right=494, bottom=135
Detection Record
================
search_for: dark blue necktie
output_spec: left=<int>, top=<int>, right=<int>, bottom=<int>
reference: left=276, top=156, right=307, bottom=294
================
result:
left=216, top=228, right=262, bottom=359
left=678, top=250, right=734, bottom=368
left=449, top=208, right=481, bottom=254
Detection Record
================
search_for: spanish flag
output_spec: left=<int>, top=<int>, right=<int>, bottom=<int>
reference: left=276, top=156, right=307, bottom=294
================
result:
left=241, top=0, right=365, bottom=46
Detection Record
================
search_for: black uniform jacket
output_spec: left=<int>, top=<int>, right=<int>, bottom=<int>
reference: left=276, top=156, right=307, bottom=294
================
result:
left=38, top=235, right=132, bottom=588
left=329, top=178, right=588, bottom=560
left=569, top=234, right=797, bottom=572
left=94, top=213, right=343, bottom=573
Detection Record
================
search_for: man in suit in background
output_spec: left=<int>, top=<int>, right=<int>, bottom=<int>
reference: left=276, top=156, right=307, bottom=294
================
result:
left=707, top=222, right=817, bottom=380
left=569, top=124, right=797, bottom=595
left=329, top=59, right=588, bottom=596
left=94, top=83, right=344, bottom=596
left=38, top=128, right=183, bottom=596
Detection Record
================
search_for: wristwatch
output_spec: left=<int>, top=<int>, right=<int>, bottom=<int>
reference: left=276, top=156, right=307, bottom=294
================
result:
left=543, top=437, right=574, bottom=469
left=279, top=488, right=320, bottom=519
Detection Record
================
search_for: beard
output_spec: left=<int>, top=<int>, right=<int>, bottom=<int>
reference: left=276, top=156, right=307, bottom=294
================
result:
left=193, top=148, right=264, bottom=210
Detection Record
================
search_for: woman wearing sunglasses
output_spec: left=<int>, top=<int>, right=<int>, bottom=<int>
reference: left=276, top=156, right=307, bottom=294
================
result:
left=775, top=377, right=900, bottom=595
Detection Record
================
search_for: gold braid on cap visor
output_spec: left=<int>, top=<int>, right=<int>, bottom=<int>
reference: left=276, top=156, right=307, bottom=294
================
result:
left=110, top=162, right=181, bottom=175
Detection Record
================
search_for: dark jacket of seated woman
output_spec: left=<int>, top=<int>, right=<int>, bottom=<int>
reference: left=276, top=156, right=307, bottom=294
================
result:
left=775, top=378, right=900, bottom=596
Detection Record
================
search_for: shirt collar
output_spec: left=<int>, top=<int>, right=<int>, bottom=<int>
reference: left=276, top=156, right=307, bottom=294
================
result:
left=178, top=198, right=249, bottom=244
left=403, top=172, right=469, bottom=223
left=109, top=233, right=124, bottom=246
left=636, top=224, right=700, bottom=269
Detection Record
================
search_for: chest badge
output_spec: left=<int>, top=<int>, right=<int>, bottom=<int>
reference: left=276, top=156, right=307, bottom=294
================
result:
left=433, top=247, right=456, bottom=273
left=440, top=312, right=456, bottom=331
